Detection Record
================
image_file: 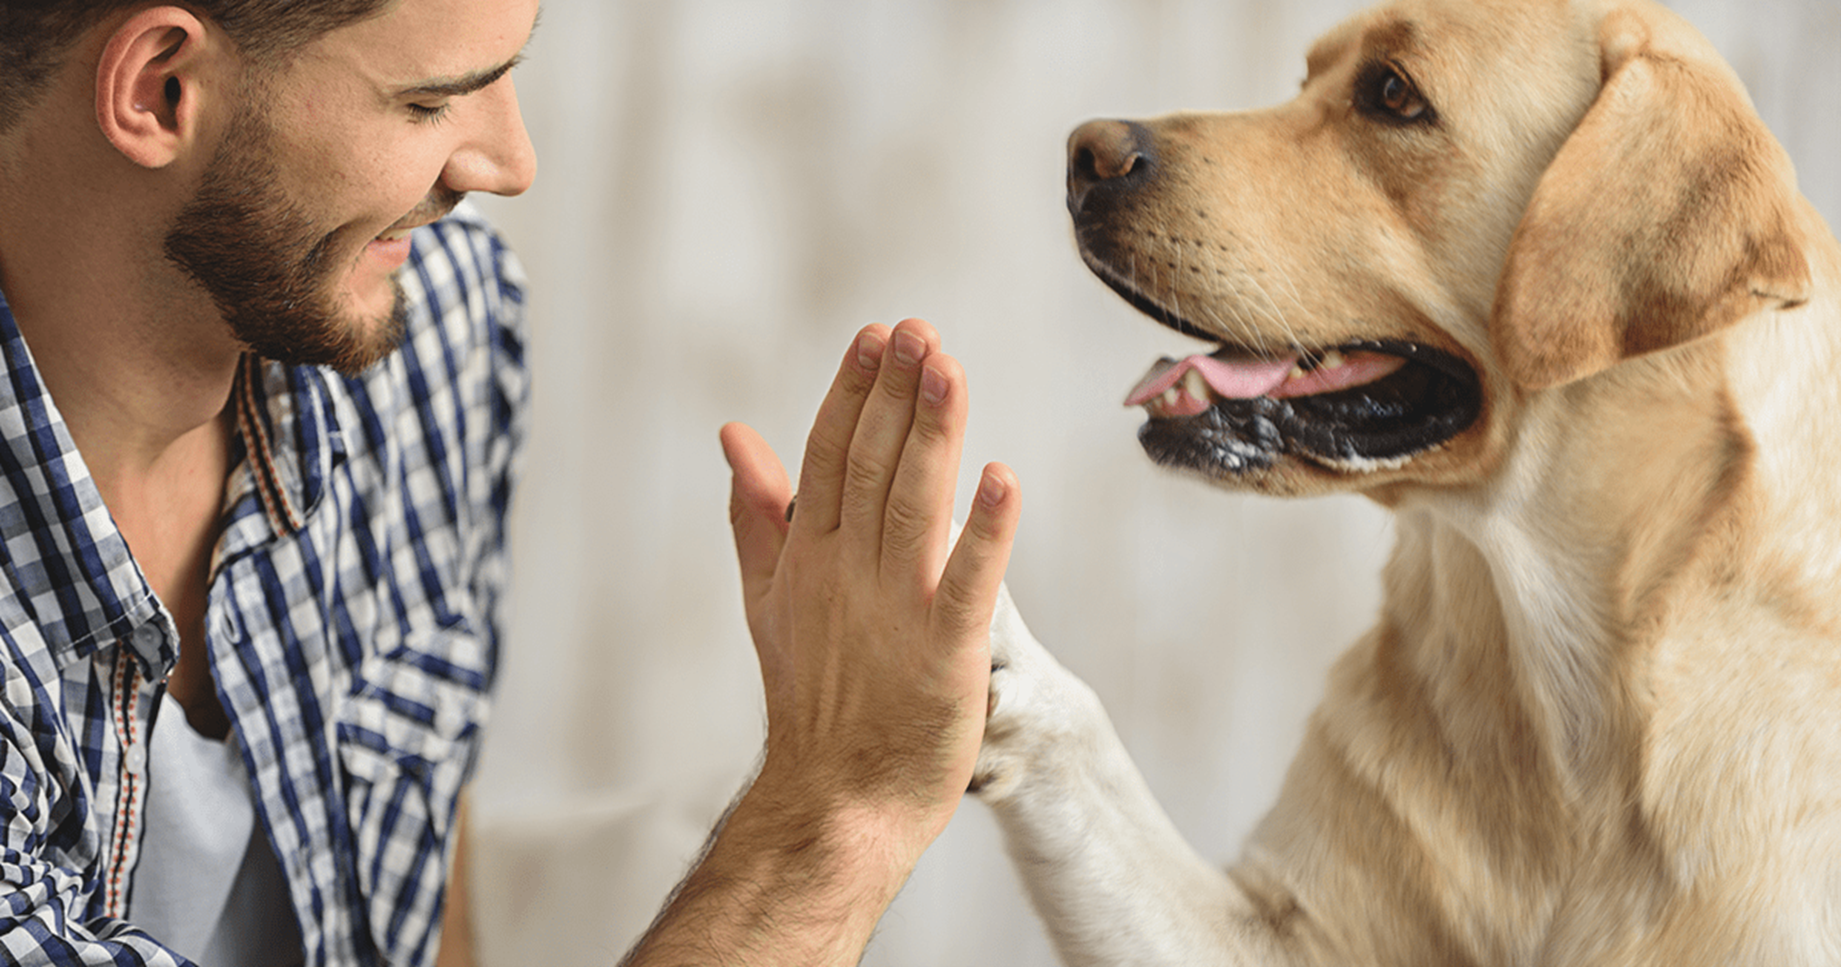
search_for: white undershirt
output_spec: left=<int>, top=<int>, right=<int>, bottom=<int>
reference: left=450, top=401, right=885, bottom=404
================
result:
left=130, top=690, right=304, bottom=966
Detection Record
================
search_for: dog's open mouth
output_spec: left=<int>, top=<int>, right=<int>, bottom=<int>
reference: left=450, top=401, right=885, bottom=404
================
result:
left=1077, top=226, right=1483, bottom=476
left=1125, top=338, right=1481, bottom=475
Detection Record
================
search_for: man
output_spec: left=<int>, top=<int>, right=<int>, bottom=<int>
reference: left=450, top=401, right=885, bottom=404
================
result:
left=0, top=1, right=1020, bottom=964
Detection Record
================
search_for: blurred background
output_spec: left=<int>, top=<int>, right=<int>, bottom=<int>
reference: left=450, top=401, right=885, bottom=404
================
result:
left=462, top=0, right=1841, bottom=963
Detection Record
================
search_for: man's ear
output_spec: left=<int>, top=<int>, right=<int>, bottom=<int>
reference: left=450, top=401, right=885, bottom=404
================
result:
left=94, top=7, right=219, bottom=169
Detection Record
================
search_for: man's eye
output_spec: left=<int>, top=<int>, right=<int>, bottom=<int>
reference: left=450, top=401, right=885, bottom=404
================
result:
left=408, top=102, right=453, bottom=124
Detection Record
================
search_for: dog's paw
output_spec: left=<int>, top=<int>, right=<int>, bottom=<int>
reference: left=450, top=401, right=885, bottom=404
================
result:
left=970, top=583, right=1102, bottom=802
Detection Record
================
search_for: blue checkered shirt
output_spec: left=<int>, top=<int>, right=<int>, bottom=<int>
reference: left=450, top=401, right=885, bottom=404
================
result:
left=0, top=203, right=528, bottom=966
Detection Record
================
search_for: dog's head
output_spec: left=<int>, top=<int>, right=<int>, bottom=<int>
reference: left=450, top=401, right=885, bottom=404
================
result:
left=1072, top=0, right=1813, bottom=497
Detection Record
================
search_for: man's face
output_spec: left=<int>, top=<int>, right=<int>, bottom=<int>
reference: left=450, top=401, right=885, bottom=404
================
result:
left=165, top=0, right=539, bottom=376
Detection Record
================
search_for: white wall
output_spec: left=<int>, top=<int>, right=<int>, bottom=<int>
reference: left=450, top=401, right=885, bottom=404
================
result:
left=463, top=1, right=1841, bottom=963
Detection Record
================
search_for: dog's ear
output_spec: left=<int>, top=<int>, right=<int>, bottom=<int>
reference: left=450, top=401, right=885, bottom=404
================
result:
left=1491, top=4, right=1812, bottom=391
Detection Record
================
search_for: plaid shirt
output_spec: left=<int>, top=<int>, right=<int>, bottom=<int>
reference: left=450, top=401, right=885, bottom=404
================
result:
left=0, top=203, right=528, bottom=966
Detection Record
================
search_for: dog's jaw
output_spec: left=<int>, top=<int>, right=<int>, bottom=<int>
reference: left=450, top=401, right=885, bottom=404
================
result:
left=1099, top=325, right=1486, bottom=490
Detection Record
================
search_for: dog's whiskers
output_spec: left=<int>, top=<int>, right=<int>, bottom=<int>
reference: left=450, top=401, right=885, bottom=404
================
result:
left=1242, top=270, right=1303, bottom=355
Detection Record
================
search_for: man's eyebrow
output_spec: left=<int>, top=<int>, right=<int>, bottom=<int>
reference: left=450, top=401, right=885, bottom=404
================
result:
left=392, top=8, right=540, bottom=99
left=393, top=53, right=526, bottom=99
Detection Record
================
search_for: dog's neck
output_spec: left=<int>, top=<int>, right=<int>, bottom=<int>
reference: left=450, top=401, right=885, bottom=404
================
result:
left=1390, top=251, right=1841, bottom=811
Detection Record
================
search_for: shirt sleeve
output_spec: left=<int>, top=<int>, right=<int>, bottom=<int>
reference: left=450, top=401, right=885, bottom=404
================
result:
left=0, top=660, right=196, bottom=967
left=422, top=204, right=529, bottom=710
left=326, top=204, right=531, bottom=966
left=471, top=216, right=529, bottom=702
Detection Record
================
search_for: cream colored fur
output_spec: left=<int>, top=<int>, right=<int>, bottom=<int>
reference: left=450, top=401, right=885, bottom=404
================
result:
left=972, top=0, right=1841, bottom=963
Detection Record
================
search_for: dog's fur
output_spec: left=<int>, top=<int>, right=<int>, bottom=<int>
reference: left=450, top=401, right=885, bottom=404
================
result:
left=971, top=0, right=1841, bottom=963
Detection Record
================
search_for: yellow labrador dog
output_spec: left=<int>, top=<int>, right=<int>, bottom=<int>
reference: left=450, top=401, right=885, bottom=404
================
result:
left=972, top=0, right=1841, bottom=964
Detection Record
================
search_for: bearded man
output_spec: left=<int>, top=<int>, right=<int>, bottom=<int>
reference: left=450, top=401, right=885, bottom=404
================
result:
left=0, top=2, right=1020, bottom=964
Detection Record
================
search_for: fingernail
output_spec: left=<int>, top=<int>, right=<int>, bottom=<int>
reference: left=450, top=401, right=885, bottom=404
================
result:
left=893, top=330, right=926, bottom=367
left=858, top=331, right=887, bottom=370
left=921, top=365, right=948, bottom=406
left=978, top=468, right=1008, bottom=507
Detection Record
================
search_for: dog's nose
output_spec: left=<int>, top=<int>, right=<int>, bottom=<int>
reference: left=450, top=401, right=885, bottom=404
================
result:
left=1067, top=119, right=1153, bottom=216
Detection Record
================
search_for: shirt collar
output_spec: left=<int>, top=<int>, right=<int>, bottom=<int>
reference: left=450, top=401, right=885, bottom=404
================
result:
left=215, top=353, right=349, bottom=577
left=0, top=287, right=348, bottom=673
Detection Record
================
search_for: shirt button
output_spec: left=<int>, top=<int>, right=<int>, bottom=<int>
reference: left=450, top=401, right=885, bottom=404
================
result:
left=125, top=745, right=147, bottom=776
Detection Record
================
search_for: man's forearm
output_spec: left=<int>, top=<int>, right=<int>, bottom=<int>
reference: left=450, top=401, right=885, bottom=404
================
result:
left=619, top=779, right=930, bottom=967
left=436, top=791, right=477, bottom=967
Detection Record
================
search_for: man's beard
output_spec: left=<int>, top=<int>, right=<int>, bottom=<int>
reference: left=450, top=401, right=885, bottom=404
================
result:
left=163, top=103, right=415, bottom=377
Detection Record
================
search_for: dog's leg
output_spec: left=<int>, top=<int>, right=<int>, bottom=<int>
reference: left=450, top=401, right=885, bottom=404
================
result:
left=974, top=588, right=1313, bottom=966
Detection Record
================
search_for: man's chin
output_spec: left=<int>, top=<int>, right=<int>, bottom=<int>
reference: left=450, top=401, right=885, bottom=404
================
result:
left=319, top=314, right=408, bottom=377
left=316, top=292, right=409, bottom=377
left=236, top=278, right=409, bottom=377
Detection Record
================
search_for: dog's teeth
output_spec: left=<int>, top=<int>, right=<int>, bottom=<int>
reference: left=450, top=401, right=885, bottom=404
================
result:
left=1321, top=350, right=1347, bottom=370
left=1289, top=364, right=1308, bottom=380
left=1183, top=368, right=1210, bottom=400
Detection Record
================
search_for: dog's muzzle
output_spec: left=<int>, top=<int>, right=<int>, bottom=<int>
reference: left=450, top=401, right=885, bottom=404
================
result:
left=1065, top=119, right=1483, bottom=477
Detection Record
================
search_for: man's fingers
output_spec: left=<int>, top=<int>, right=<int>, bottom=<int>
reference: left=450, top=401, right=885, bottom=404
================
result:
left=792, top=325, right=891, bottom=535
left=721, top=422, right=792, bottom=598
left=932, top=463, right=1022, bottom=642
left=839, top=319, right=941, bottom=544
left=880, top=352, right=967, bottom=582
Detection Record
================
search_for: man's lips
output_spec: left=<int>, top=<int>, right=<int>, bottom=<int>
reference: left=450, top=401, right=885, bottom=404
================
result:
left=373, top=192, right=464, bottom=244
left=1126, top=350, right=1408, bottom=418
left=363, top=234, right=415, bottom=272
left=360, top=194, right=463, bottom=269
left=372, top=214, right=439, bottom=244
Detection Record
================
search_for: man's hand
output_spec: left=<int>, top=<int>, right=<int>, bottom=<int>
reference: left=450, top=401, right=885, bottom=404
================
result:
left=725, top=317, right=1019, bottom=844
left=622, top=319, right=1020, bottom=966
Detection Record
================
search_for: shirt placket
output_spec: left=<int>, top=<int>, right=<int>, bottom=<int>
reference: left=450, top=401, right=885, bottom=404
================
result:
left=100, top=624, right=164, bottom=918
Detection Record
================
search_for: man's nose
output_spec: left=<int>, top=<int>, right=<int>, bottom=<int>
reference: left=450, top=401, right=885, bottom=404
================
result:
left=444, top=76, right=538, bottom=198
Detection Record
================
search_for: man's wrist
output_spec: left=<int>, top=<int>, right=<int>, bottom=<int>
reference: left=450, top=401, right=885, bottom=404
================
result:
left=620, top=771, right=946, bottom=967
left=729, top=770, right=939, bottom=881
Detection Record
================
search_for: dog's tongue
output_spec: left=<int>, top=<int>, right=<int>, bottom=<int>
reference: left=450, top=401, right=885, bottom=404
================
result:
left=1125, top=353, right=1298, bottom=407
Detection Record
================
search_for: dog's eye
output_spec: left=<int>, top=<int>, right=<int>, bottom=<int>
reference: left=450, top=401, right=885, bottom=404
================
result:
left=1377, top=66, right=1428, bottom=119
left=1359, top=61, right=1435, bottom=125
left=1381, top=73, right=1414, bottom=113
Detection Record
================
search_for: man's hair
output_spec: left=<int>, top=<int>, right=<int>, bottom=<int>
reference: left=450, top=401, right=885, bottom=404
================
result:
left=0, top=0, right=396, bottom=134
